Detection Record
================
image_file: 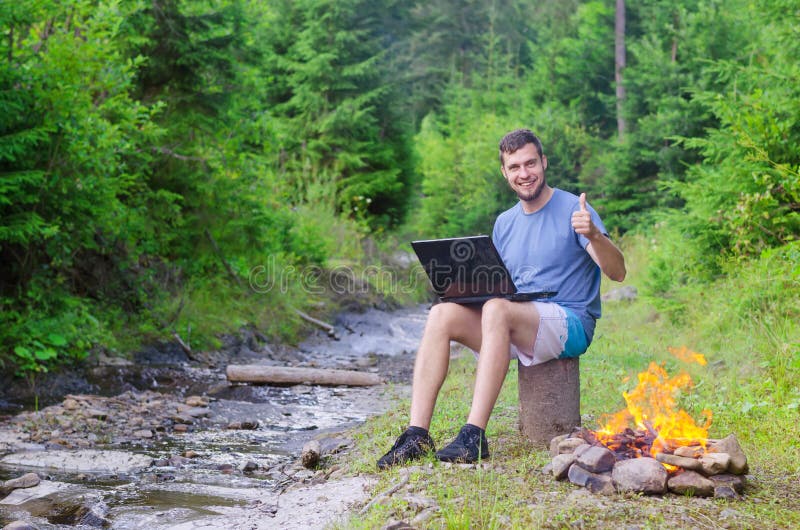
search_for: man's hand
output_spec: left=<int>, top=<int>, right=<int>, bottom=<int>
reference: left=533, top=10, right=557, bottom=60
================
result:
left=571, top=193, right=600, bottom=240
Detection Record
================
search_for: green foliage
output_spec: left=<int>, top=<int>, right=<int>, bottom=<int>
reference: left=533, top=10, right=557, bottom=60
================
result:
left=1, top=0, right=799, bottom=383
left=263, top=0, right=414, bottom=229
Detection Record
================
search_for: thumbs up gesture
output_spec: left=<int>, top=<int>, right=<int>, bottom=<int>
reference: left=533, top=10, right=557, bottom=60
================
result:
left=571, top=193, right=600, bottom=238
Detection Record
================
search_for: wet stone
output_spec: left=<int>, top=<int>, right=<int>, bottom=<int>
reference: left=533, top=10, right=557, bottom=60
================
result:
left=0, top=472, right=41, bottom=496
left=169, top=455, right=189, bottom=467
left=301, top=439, right=322, bottom=469
left=3, top=521, right=38, bottom=530
left=184, top=407, right=211, bottom=418
left=612, top=457, right=667, bottom=495
left=48, top=502, right=109, bottom=527
left=173, top=424, right=189, bottom=433
left=668, top=470, right=714, bottom=497
left=133, top=429, right=153, bottom=439
left=241, top=461, right=259, bottom=472
left=86, top=409, right=108, bottom=420
left=171, top=414, right=194, bottom=425
left=576, top=446, right=616, bottom=473
left=185, top=395, right=209, bottom=407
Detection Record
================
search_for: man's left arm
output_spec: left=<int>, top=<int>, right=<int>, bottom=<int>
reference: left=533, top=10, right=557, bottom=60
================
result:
left=571, top=193, right=626, bottom=282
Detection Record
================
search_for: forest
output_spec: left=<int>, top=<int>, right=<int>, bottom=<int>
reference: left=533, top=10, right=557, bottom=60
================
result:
left=1, top=0, right=798, bottom=380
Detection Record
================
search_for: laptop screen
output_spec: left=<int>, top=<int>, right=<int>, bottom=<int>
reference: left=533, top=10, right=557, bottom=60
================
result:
left=410, top=236, right=517, bottom=298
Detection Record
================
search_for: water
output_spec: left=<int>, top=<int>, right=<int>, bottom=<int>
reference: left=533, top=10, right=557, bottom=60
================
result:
left=0, top=305, right=427, bottom=529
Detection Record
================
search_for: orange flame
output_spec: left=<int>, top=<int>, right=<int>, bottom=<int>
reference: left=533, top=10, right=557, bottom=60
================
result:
left=668, top=346, right=707, bottom=366
left=596, top=358, right=712, bottom=458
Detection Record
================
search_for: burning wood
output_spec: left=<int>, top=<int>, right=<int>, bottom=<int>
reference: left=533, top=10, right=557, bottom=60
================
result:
left=543, top=347, right=749, bottom=498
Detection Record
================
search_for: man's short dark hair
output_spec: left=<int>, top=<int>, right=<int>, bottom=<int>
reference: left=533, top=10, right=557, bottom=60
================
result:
left=499, top=129, right=544, bottom=165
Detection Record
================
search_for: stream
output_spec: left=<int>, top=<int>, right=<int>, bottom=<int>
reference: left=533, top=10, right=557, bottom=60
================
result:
left=0, top=304, right=428, bottom=529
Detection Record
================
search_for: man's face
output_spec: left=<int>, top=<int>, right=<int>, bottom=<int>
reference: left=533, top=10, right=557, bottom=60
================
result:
left=500, top=143, right=548, bottom=203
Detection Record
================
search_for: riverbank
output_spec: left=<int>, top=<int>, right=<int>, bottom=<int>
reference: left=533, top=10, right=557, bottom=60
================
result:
left=0, top=305, right=426, bottom=529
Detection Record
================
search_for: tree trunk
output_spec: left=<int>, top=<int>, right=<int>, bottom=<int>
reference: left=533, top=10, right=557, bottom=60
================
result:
left=226, top=364, right=383, bottom=387
left=615, top=0, right=627, bottom=139
left=518, top=357, right=581, bottom=448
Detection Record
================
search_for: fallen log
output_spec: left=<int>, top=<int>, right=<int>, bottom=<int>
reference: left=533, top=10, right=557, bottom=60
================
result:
left=226, top=364, right=383, bottom=387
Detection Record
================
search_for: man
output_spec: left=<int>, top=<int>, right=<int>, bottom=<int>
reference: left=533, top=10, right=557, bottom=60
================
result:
left=377, top=129, right=626, bottom=469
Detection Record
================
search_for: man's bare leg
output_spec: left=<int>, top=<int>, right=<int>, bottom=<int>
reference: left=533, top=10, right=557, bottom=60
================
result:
left=409, top=302, right=482, bottom=430
left=466, top=298, right=541, bottom=429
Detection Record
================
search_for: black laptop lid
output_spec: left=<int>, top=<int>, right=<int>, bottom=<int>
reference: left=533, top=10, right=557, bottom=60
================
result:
left=410, top=236, right=516, bottom=299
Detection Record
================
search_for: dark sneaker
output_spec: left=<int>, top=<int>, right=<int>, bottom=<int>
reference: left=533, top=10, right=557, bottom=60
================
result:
left=435, top=424, right=490, bottom=463
left=377, top=426, right=435, bottom=470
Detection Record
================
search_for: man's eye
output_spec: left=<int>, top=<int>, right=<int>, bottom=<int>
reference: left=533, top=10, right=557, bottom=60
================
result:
left=526, top=161, right=537, bottom=168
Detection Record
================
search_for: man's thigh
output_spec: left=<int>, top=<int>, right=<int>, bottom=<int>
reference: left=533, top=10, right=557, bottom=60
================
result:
left=428, top=301, right=484, bottom=351
left=502, top=300, right=542, bottom=351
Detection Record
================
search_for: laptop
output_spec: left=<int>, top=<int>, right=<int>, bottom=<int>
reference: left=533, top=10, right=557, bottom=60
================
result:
left=410, top=235, right=557, bottom=304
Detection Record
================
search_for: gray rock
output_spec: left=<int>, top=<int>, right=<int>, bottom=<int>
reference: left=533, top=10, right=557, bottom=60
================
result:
left=0, top=473, right=40, bottom=496
left=576, top=446, right=616, bottom=473
left=714, top=485, right=739, bottom=499
left=133, top=429, right=153, bottom=439
left=3, top=520, right=38, bottom=530
left=0, top=450, right=153, bottom=474
left=710, top=474, right=745, bottom=494
left=301, top=439, right=321, bottom=469
left=567, top=463, right=605, bottom=488
left=655, top=452, right=702, bottom=471
left=708, top=435, right=748, bottom=474
left=699, top=452, right=730, bottom=476
left=549, top=434, right=569, bottom=457
left=668, top=470, right=714, bottom=497
left=586, top=473, right=615, bottom=495
left=184, top=407, right=211, bottom=418
left=573, top=443, right=592, bottom=458
left=673, top=445, right=703, bottom=458
left=551, top=453, right=577, bottom=480
left=0, top=481, right=72, bottom=505
left=557, top=437, right=587, bottom=455
left=611, top=458, right=668, bottom=494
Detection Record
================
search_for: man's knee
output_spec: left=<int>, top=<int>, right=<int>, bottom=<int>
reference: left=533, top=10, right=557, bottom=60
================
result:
left=480, top=298, right=512, bottom=328
left=428, top=302, right=462, bottom=326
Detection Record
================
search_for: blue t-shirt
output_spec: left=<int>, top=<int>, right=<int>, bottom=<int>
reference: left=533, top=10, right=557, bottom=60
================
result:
left=492, top=188, right=607, bottom=343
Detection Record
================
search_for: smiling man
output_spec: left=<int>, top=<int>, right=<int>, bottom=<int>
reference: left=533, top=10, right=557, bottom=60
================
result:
left=377, top=128, right=626, bottom=469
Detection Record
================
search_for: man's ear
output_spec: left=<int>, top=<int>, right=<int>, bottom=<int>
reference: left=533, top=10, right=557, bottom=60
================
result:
left=542, top=155, right=548, bottom=170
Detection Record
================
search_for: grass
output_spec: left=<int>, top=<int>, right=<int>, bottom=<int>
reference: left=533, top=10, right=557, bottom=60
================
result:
left=337, top=236, right=800, bottom=529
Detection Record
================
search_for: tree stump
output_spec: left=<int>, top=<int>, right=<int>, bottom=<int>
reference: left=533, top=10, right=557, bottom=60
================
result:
left=518, top=357, right=581, bottom=447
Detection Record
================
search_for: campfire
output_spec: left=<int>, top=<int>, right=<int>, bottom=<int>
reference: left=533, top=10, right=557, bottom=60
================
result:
left=544, top=347, right=748, bottom=497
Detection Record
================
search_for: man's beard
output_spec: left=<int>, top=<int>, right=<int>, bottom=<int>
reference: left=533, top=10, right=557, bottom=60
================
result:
left=515, top=179, right=545, bottom=202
